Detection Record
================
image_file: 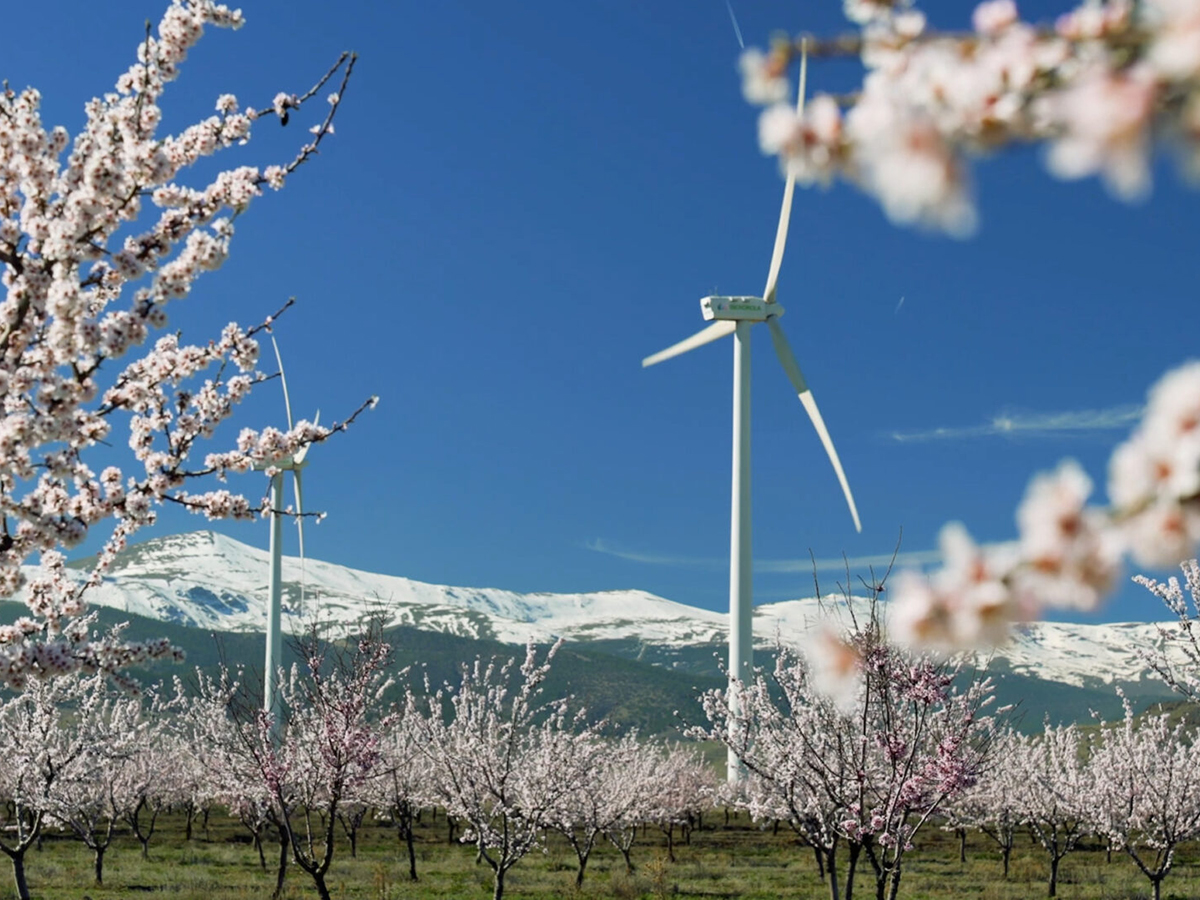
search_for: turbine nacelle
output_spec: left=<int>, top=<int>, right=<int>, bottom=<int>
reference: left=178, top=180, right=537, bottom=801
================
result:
left=252, top=452, right=308, bottom=473
left=700, top=295, right=784, bottom=322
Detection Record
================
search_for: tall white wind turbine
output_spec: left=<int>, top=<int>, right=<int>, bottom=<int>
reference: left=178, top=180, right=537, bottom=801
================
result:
left=259, top=336, right=317, bottom=728
left=642, top=46, right=861, bottom=780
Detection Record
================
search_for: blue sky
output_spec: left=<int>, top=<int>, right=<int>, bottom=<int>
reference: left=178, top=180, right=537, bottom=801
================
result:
left=11, top=1, right=1198, bottom=624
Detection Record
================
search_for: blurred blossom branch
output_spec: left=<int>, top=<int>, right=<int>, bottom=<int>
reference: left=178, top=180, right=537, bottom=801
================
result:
left=886, top=360, right=1200, bottom=654
left=742, top=0, right=1200, bottom=235
left=738, top=0, right=1200, bottom=651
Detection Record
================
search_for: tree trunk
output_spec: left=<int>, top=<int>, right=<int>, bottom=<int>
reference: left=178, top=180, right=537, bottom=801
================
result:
left=397, top=811, right=418, bottom=881
left=825, top=847, right=839, bottom=900
left=1049, top=854, right=1060, bottom=897
left=254, top=829, right=266, bottom=870
left=272, top=830, right=289, bottom=900
left=492, top=865, right=506, bottom=900
left=575, top=852, right=589, bottom=889
left=958, top=828, right=967, bottom=863
left=94, top=845, right=105, bottom=885
left=666, top=824, right=675, bottom=862
left=620, top=845, right=635, bottom=873
left=845, top=841, right=862, bottom=900
left=886, top=860, right=903, bottom=900
left=1002, top=844, right=1011, bottom=880
left=10, top=851, right=29, bottom=900
left=814, top=844, right=825, bottom=880
left=312, top=869, right=332, bottom=900
left=129, top=798, right=159, bottom=859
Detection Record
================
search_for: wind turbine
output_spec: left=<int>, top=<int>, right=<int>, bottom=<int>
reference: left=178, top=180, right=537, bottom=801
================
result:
left=259, top=336, right=317, bottom=728
left=642, top=45, right=861, bottom=780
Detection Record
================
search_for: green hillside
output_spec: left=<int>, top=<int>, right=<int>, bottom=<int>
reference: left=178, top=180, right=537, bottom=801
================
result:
left=580, top=634, right=1180, bottom=731
left=0, top=601, right=1180, bottom=732
left=0, top=602, right=720, bottom=737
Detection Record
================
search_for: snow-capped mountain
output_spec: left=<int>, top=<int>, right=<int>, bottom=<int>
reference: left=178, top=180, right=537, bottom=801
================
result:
left=41, top=531, right=1180, bottom=693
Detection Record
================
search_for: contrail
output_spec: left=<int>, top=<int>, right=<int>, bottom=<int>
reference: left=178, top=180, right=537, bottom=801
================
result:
left=726, top=0, right=745, bottom=49
left=894, top=295, right=905, bottom=314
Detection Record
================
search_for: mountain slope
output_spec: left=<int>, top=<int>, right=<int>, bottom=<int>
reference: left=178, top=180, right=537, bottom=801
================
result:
left=17, top=530, right=1179, bottom=728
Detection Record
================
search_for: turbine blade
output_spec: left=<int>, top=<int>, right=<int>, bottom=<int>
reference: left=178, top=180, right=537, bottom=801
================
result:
left=768, top=319, right=862, bottom=533
left=767, top=317, right=808, bottom=393
left=762, top=182, right=795, bottom=306
left=642, top=320, right=737, bottom=368
left=271, top=336, right=295, bottom=432
left=763, top=39, right=808, bottom=305
left=293, top=468, right=306, bottom=617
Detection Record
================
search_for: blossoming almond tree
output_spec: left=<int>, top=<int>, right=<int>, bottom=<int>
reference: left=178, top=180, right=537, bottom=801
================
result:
left=177, top=665, right=295, bottom=898
left=544, top=731, right=613, bottom=887
left=408, top=642, right=606, bottom=900
left=696, top=603, right=998, bottom=900
left=0, top=672, right=144, bottom=900
left=1089, top=699, right=1200, bottom=900
left=1015, top=722, right=1093, bottom=898
left=114, top=722, right=183, bottom=860
left=365, top=710, right=433, bottom=882
left=737, top=0, right=1200, bottom=652
left=0, top=1, right=371, bottom=687
left=644, top=743, right=715, bottom=863
left=599, top=734, right=671, bottom=874
left=49, top=682, right=152, bottom=886
left=233, top=627, right=396, bottom=900
left=1137, top=559, right=1200, bottom=696
left=732, top=732, right=848, bottom=893
left=942, top=727, right=1024, bottom=878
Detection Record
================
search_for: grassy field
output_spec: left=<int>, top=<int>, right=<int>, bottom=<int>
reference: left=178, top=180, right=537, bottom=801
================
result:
left=8, top=809, right=1200, bottom=900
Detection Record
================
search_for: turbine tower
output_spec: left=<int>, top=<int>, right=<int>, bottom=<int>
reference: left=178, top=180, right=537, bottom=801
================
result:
left=642, top=46, right=861, bottom=781
left=259, top=337, right=316, bottom=728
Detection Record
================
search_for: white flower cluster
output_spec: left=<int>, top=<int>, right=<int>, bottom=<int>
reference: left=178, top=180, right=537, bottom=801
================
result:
left=743, top=0, right=1200, bottom=234
left=890, top=361, right=1200, bottom=653
left=1110, top=362, right=1200, bottom=566
left=0, top=2, right=360, bottom=687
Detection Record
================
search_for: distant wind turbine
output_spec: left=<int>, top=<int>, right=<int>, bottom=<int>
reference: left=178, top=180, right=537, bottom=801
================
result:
left=642, top=43, right=861, bottom=781
left=259, top=336, right=318, bottom=728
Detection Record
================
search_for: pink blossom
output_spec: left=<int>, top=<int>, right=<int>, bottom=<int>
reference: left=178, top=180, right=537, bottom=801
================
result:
left=1045, top=65, right=1158, bottom=200
left=739, top=49, right=789, bottom=105
left=0, top=6, right=363, bottom=689
left=890, top=523, right=1022, bottom=652
left=973, top=0, right=1019, bottom=36
left=1014, top=460, right=1122, bottom=610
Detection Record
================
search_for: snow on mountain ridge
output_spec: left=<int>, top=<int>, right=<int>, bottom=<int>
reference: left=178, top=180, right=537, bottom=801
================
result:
left=60, top=531, right=727, bottom=646
left=46, top=531, right=1181, bottom=691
